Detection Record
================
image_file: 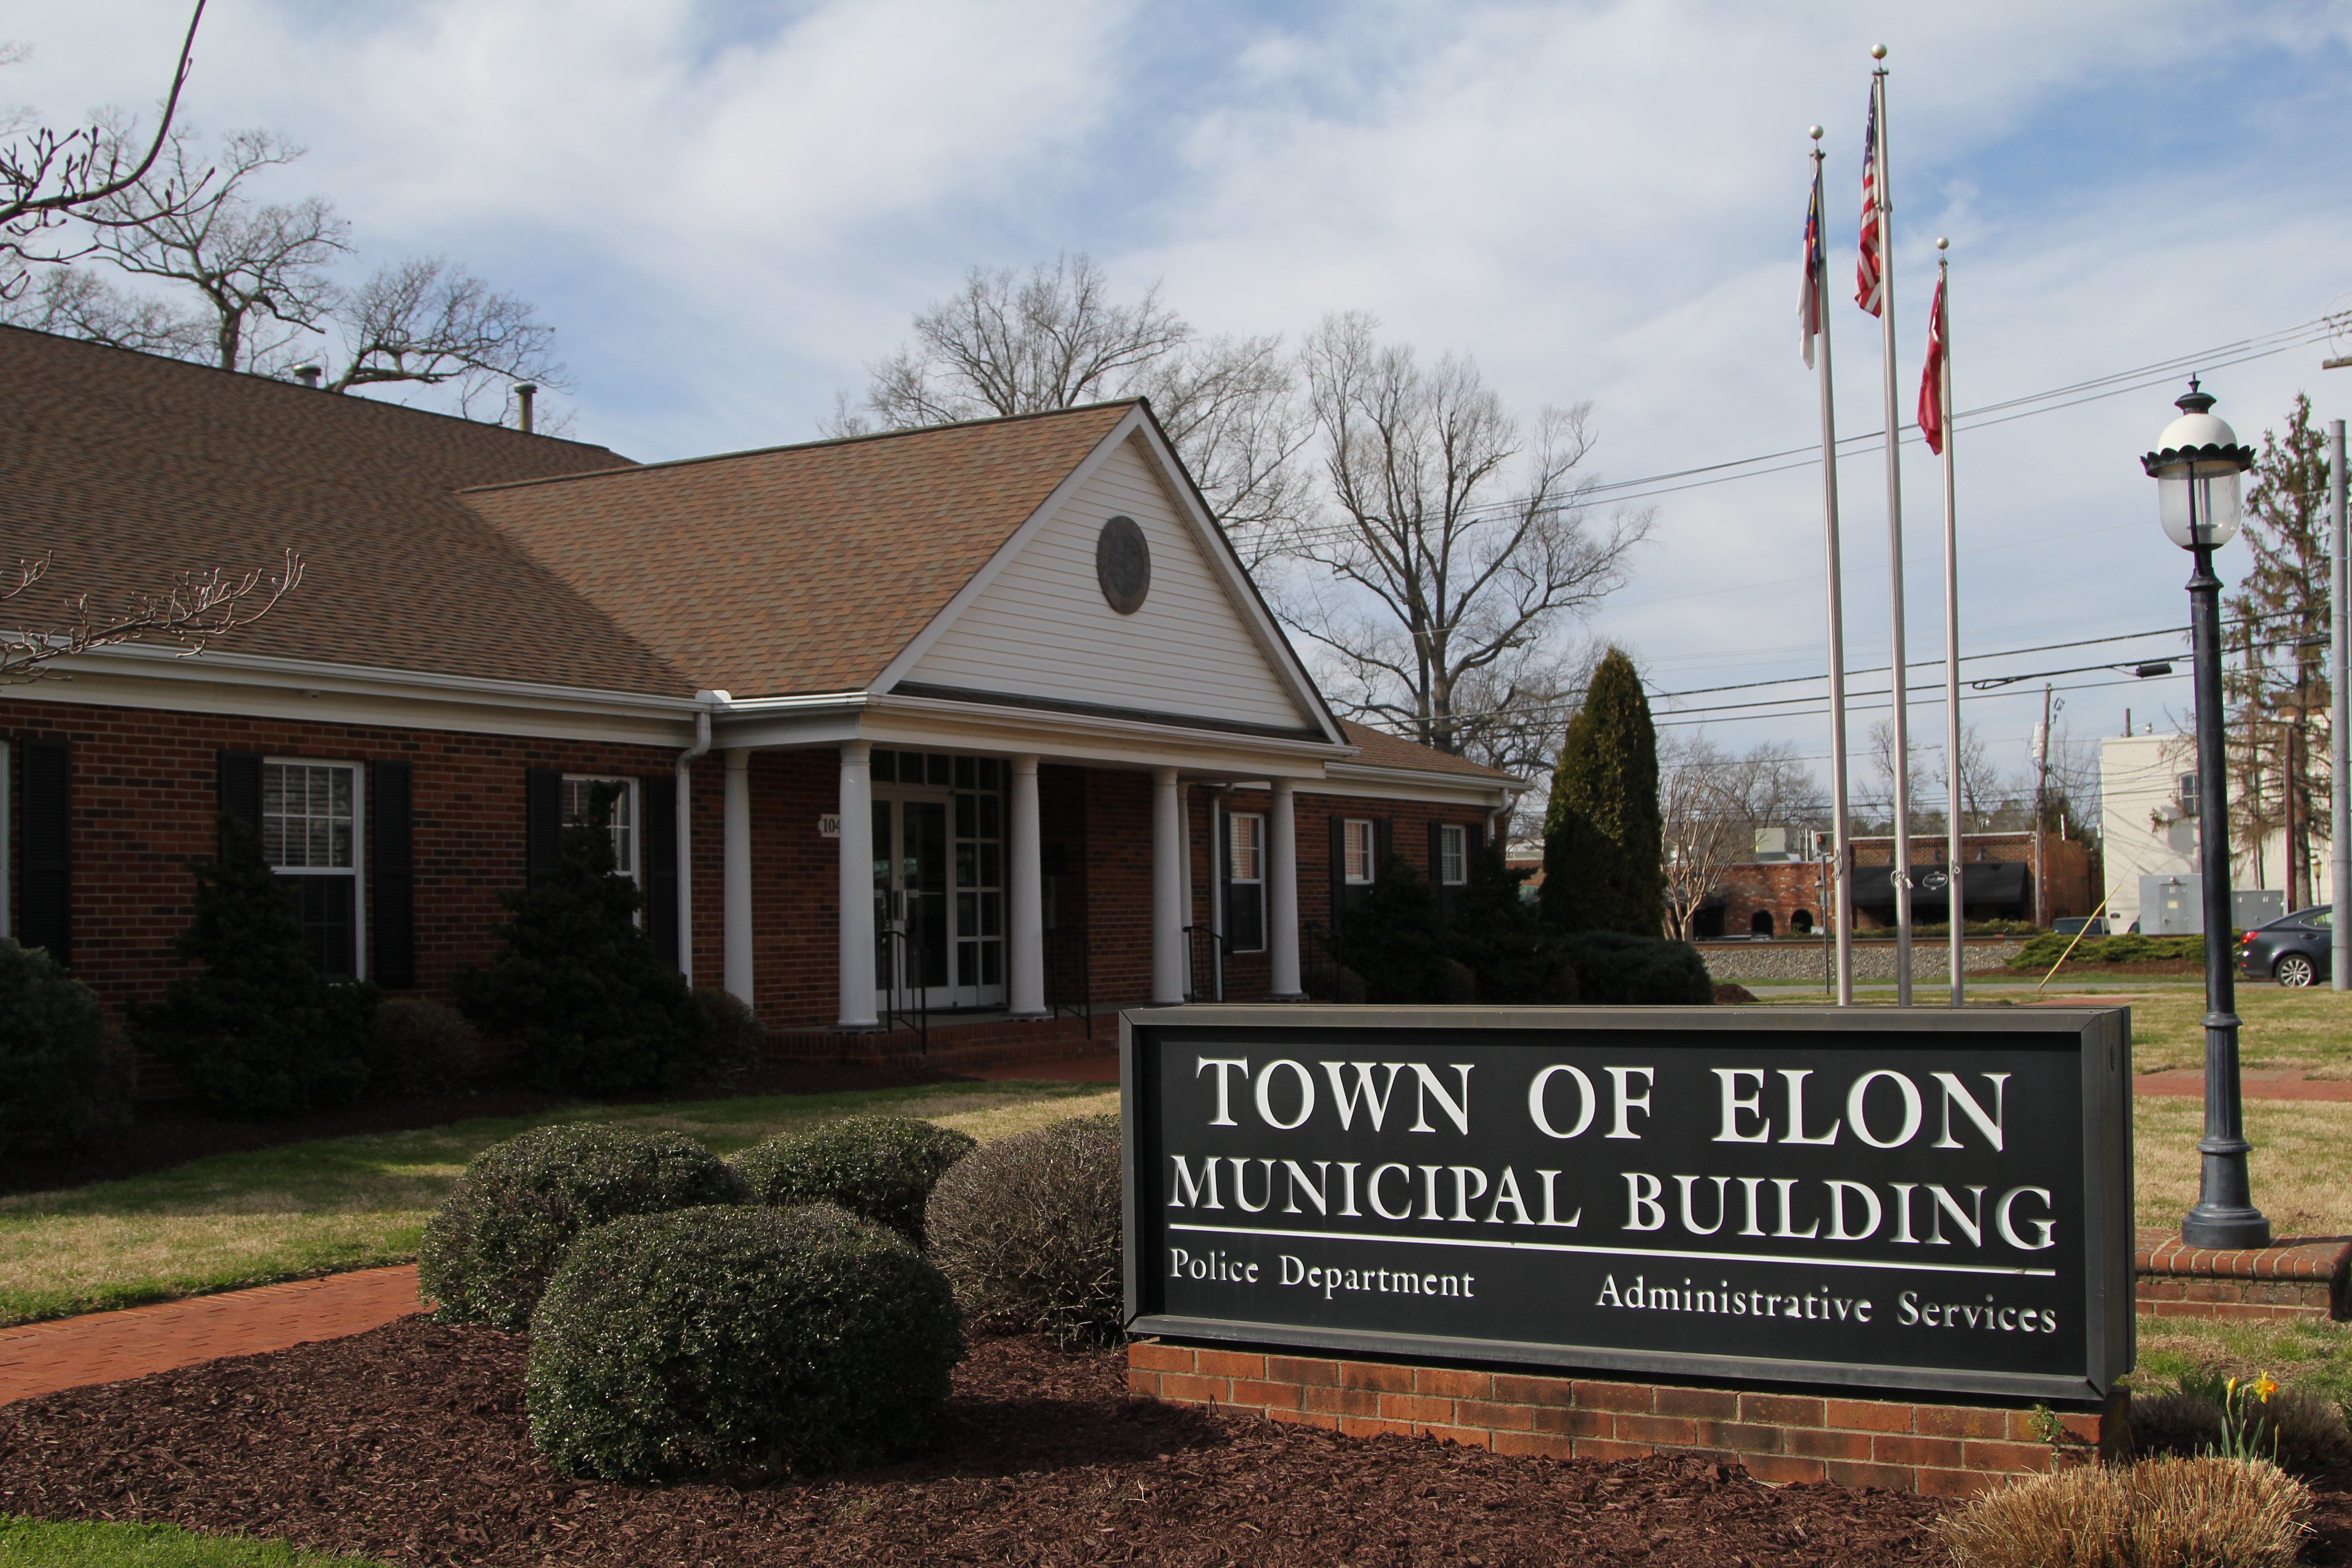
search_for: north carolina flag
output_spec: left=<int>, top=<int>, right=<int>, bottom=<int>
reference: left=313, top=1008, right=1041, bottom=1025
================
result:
left=1800, top=169, right=1827, bottom=368
left=1856, top=80, right=1886, bottom=317
left=1920, top=270, right=1948, bottom=455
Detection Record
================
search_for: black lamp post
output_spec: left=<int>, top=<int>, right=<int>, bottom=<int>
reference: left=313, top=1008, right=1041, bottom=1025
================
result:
left=2142, top=380, right=2270, bottom=1249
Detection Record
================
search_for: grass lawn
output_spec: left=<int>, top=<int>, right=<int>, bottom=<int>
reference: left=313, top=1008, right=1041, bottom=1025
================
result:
left=0, top=1516, right=389, bottom=1566
left=0, top=1079, right=1116, bottom=1328
left=2114, top=983, right=2352, bottom=1075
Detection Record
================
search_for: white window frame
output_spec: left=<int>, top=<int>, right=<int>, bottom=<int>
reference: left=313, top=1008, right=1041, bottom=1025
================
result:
left=262, top=757, right=366, bottom=980
left=1226, top=810, right=1266, bottom=955
left=1342, top=818, right=1376, bottom=885
left=561, top=774, right=640, bottom=881
left=1439, top=823, right=1468, bottom=886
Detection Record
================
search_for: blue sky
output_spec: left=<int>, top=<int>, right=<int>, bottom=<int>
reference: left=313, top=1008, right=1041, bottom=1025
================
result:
left=12, top=0, right=2352, bottom=798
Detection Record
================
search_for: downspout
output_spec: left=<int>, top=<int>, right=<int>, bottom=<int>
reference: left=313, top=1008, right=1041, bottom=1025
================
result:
left=676, top=690, right=723, bottom=985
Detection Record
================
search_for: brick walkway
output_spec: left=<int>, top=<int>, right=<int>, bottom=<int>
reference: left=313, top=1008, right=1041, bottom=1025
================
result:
left=0, top=1265, right=426, bottom=1406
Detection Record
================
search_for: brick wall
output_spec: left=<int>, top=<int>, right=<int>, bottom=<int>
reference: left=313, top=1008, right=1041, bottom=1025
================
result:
left=2, top=694, right=685, bottom=1017
left=1129, top=1341, right=2125, bottom=1498
left=3, top=696, right=1505, bottom=1047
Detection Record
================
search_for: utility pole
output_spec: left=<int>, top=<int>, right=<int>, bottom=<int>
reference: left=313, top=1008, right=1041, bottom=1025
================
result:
left=2332, top=416, right=2348, bottom=988
left=2033, top=683, right=2054, bottom=929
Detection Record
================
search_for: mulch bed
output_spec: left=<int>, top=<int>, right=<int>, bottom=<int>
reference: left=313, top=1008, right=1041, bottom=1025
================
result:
left=0, top=1318, right=1979, bottom=1567
left=0, top=1059, right=966, bottom=1198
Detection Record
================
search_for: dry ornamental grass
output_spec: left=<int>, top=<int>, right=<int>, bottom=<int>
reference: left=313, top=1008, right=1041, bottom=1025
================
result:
left=1941, top=1455, right=2313, bottom=1568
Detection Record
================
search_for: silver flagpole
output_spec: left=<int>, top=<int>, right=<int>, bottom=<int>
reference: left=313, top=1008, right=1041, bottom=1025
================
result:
left=1871, top=48, right=1915, bottom=1005
left=1811, top=130, right=1856, bottom=1005
left=1937, top=243, right=1964, bottom=1005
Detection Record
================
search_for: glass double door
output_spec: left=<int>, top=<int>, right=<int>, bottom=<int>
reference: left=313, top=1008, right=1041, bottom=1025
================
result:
left=871, top=752, right=1005, bottom=1010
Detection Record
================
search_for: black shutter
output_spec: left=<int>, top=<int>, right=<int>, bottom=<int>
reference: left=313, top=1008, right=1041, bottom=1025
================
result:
left=1376, top=817, right=1394, bottom=873
left=217, top=750, right=264, bottom=858
left=525, top=768, right=563, bottom=877
left=641, top=773, right=679, bottom=970
left=1329, top=813, right=1348, bottom=921
left=1430, top=820, right=1451, bottom=924
left=372, top=760, right=415, bottom=989
left=1469, top=822, right=1487, bottom=859
left=19, top=737, right=71, bottom=965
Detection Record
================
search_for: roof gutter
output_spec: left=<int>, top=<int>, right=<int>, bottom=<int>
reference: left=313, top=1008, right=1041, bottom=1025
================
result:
left=674, top=691, right=722, bottom=986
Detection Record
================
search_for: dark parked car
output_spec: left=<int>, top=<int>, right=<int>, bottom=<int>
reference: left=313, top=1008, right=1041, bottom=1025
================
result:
left=2238, top=905, right=2333, bottom=987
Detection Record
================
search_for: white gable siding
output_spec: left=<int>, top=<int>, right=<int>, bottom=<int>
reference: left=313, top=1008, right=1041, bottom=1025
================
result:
left=902, top=436, right=1312, bottom=730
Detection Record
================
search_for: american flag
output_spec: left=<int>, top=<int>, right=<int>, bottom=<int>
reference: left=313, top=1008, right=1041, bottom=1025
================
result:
left=1856, top=79, right=1885, bottom=317
left=1920, top=269, right=1948, bottom=455
left=1800, top=167, right=1826, bottom=368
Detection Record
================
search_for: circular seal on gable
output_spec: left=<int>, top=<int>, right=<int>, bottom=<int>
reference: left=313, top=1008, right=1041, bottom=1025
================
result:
left=1096, top=514, right=1151, bottom=615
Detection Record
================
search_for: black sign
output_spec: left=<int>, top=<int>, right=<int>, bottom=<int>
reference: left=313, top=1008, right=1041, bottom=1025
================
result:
left=1121, top=1006, right=2132, bottom=1402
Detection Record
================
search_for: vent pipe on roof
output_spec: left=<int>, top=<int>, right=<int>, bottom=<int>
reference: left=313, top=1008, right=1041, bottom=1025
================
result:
left=514, top=382, right=537, bottom=434
left=292, top=363, right=321, bottom=389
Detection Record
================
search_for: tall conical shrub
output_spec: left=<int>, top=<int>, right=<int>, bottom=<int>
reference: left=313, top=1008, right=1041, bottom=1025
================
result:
left=456, top=782, right=707, bottom=1094
left=1541, top=646, right=1666, bottom=936
left=136, top=813, right=375, bottom=1116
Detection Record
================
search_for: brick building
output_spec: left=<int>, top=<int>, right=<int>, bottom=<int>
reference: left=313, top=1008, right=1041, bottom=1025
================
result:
left=1696, top=831, right=2099, bottom=938
left=0, top=328, right=1521, bottom=1063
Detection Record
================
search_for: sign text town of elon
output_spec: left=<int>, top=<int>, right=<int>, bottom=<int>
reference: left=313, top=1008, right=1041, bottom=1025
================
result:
left=1122, top=1012, right=2132, bottom=1400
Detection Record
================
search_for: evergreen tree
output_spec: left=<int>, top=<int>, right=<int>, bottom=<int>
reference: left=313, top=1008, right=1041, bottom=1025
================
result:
left=1541, top=645, right=1666, bottom=935
left=456, top=782, right=708, bottom=1094
left=136, top=813, right=375, bottom=1116
left=2222, top=393, right=2333, bottom=907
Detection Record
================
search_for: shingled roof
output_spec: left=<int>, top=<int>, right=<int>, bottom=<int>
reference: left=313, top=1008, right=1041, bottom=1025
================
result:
left=456, top=403, right=1136, bottom=699
left=0, top=326, right=686, bottom=695
left=1337, top=720, right=1519, bottom=781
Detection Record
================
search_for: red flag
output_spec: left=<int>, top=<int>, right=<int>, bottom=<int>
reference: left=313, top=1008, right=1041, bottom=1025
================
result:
left=1919, top=269, right=1948, bottom=455
left=1856, top=81, right=1885, bottom=316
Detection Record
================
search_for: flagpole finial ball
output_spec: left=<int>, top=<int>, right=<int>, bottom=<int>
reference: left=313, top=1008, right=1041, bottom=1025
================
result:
left=1808, top=124, right=1823, bottom=140
left=1936, top=236, right=1949, bottom=250
left=1871, top=43, right=1888, bottom=59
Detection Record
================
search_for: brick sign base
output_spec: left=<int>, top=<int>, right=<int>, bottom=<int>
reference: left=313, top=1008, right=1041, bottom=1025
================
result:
left=1129, top=1341, right=2128, bottom=1498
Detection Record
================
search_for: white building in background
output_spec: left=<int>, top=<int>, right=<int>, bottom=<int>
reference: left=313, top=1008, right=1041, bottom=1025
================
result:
left=2100, top=731, right=2335, bottom=929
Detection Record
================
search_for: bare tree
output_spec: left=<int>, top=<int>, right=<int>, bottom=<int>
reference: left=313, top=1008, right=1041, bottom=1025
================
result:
left=0, top=1, right=207, bottom=297
left=81, top=125, right=347, bottom=373
left=2, top=262, right=206, bottom=356
left=319, top=255, right=562, bottom=399
left=1283, top=311, right=1652, bottom=755
left=837, top=253, right=1313, bottom=544
left=2, top=549, right=302, bottom=683
left=1657, top=735, right=1819, bottom=939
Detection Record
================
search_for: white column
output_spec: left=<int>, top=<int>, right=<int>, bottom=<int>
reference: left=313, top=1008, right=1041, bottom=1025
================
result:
left=837, top=741, right=878, bottom=1029
left=1008, top=754, right=1046, bottom=1018
left=1268, top=777, right=1304, bottom=1000
left=722, top=748, right=754, bottom=1007
left=1152, top=765, right=1186, bottom=1005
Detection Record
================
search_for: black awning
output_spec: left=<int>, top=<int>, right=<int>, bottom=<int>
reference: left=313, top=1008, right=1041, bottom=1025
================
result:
left=1851, top=862, right=2028, bottom=909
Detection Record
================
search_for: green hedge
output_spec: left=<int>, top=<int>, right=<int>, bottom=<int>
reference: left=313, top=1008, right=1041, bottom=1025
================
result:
left=526, top=1203, right=965, bottom=1482
left=2005, top=932, right=2223, bottom=971
left=730, top=1116, right=975, bottom=1244
left=0, top=938, right=130, bottom=1157
left=419, top=1123, right=750, bottom=1330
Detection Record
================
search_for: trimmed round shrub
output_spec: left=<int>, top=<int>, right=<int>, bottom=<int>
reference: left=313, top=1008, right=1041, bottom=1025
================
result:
left=526, top=1203, right=965, bottom=1483
left=1556, top=930, right=1714, bottom=1005
left=419, top=1123, right=750, bottom=1330
left=364, top=997, right=481, bottom=1098
left=730, top=1116, right=975, bottom=1244
left=924, top=1113, right=1121, bottom=1347
left=0, top=938, right=131, bottom=1157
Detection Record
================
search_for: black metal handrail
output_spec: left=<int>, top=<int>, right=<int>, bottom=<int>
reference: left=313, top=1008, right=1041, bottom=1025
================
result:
left=1182, top=923, right=1229, bottom=1003
left=876, top=925, right=928, bottom=1049
left=1045, top=928, right=1093, bottom=1039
